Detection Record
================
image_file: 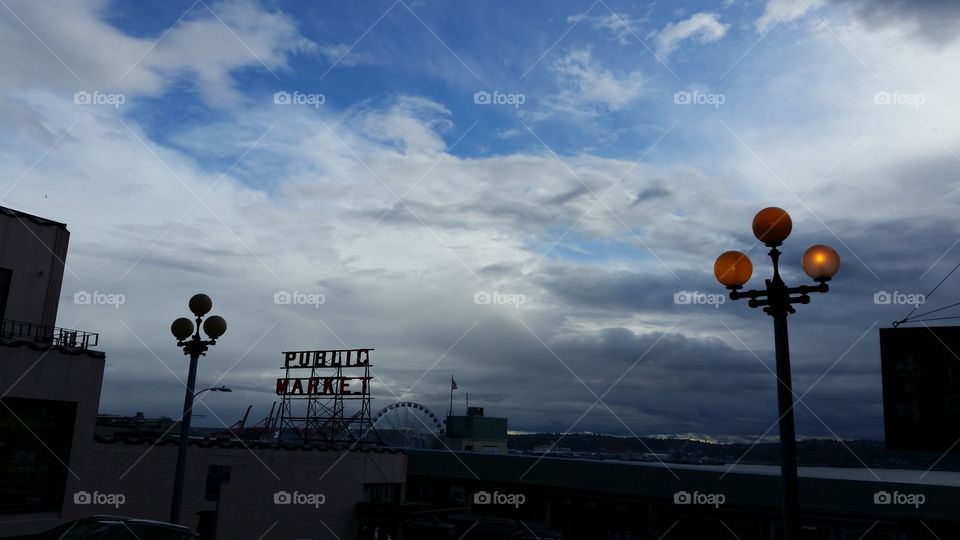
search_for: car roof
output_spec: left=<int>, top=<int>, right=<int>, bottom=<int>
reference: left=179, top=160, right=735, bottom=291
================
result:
left=86, top=516, right=195, bottom=532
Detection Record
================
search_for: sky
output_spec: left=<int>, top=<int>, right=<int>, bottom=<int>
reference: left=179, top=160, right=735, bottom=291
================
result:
left=3, top=0, right=960, bottom=442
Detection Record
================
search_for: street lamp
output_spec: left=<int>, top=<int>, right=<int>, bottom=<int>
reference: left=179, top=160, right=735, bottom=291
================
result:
left=168, top=293, right=227, bottom=525
left=713, top=207, right=839, bottom=540
left=195, top=385, right=232, bottom=397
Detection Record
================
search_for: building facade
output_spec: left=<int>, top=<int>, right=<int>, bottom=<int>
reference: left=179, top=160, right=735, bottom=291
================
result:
left=444, top=408, right=508, bottom=454
left=0, top=207, right=105, bottom=534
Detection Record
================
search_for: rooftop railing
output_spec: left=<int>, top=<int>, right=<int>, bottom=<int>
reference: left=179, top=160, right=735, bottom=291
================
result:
left=1, top=318, right=99, bottom=350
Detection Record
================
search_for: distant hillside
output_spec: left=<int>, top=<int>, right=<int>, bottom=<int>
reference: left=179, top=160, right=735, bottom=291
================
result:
left=508, top=433, right=960, bottom=471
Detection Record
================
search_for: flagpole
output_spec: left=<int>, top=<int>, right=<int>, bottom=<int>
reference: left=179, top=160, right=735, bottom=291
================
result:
left=449, top=374, right=454, bottom=417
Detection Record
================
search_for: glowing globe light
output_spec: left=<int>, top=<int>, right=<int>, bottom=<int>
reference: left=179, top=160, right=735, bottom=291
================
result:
left=714, top=250, right=753, bottom=288
left=802, top=244, right=840, bottom=282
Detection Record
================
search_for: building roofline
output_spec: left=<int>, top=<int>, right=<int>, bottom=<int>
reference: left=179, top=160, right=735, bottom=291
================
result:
left=0, top=339, right=105, bottom=358
left=94, top=436, right=403, bottom=453
left=406, top=449, right=960, bottom=521
left=0, top=206, right=68, bottom=230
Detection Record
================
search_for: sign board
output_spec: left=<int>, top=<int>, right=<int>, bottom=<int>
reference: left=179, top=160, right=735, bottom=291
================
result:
left=880, top=326, right=960, bottom=451
left=275, top=348, right=376, bottom=443
left=276, top=349, right=372, bottom=397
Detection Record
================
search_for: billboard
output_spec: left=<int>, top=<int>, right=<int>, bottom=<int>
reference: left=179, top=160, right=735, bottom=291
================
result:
left=880, top=326, right=960, bottom=452
left=275, top=348, right=375, bottom=443
left=276, top=349, right=371, bottom=396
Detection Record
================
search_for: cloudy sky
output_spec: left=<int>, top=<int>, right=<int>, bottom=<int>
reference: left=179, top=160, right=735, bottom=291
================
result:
left=3, top=0, right=960, bottom=442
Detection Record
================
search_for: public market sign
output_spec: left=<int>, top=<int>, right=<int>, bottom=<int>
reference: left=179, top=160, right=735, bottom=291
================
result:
left=276, top=349, right=372, bottom=396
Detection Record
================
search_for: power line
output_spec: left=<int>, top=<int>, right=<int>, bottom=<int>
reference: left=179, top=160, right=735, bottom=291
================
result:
left=895, top=261, right=960, bottom=326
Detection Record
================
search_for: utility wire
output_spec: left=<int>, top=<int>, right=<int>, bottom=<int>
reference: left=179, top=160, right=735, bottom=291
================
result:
left=895, top=260, right=960, bottom=326
left=900, top=315, right=960, bottom=324
left=899, top=301, right=960, bottom=322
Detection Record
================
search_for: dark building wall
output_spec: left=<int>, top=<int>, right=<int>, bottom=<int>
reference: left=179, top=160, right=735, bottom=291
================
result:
left=0, top=206, right=69, bottom=328
left=0, top=344, right=105, bottom=535
left=80, top=441, right=406, bottom=539
left=404, top=449, right=960, bottom=540
left=445, top=416, right=508, bottom=440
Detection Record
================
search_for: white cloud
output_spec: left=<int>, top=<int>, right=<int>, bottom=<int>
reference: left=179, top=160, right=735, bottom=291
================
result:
left=0, top=0, right=313, bottom=105
left=567, top=13, right=643, bottom=45
left=539, top=48, right=644, bottom=118
left=755, top=0, right=825, bottom=33
left=316, top=43, right=375, bottom=66
left=655, top=12, right=730, bottom=60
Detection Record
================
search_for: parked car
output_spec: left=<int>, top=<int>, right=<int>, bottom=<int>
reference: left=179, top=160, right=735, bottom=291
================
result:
left=403, top=516, right=459, bottom=538
left=460, top=518, right=522, bottom=540
left=2, top=515, right=199, bottom=540
left=508, top=527, right=562, bottom=540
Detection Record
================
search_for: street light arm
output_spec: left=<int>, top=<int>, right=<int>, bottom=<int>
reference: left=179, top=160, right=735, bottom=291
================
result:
left=786, top=282, right=830, bottom=296
left=729, top=281, right=829, bottom=306
left=729, top=288, right=769, bottom=301
left=194, top=385, right=231, bottom=397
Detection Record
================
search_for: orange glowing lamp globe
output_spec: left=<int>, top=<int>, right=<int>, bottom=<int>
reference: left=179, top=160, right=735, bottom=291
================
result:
left=714, top=251, right=753, bottom=288
left=752, top=207, right=792, bottom=246
left=802, top=244, right=840, bottom=282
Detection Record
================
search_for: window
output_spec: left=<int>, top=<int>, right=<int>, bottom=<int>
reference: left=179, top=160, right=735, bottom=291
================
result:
left=205, top=464, right=231, bottom=501
left=362, top=483, right=401, bottom=504
left=0, top=397, right=77, bottom=513
left=0, top=267, right=10, bottom=322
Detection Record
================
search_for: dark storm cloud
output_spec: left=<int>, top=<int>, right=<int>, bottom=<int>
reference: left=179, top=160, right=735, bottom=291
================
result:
left=535, top=265, right=684, bottom=312
left=450, top=213, right=960, bottom=439
left=547, top=185, right=590, bottom=206
left=837, top=0, right=960, bottom=45
left=354, top=195, right=576, bottom=231
left=478, top=262, right=522, bottom=276
left=421, top=313, right=794, bottom=438
left=631, top=185, right=671, bottom=205
left=102, top=209, right=960, bottom=442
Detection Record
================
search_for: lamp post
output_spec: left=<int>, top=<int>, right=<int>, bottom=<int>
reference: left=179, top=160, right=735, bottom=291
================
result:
left=713, top=207, right=840, bottom=540
left=169, top=293, right=227, bottom=525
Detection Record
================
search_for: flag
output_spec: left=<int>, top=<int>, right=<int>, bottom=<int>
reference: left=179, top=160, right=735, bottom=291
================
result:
left=451, top=377, right=458, bottom=390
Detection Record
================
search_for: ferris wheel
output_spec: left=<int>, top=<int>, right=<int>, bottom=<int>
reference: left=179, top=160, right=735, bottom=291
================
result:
left=372, top=401, right=443, bottom=448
